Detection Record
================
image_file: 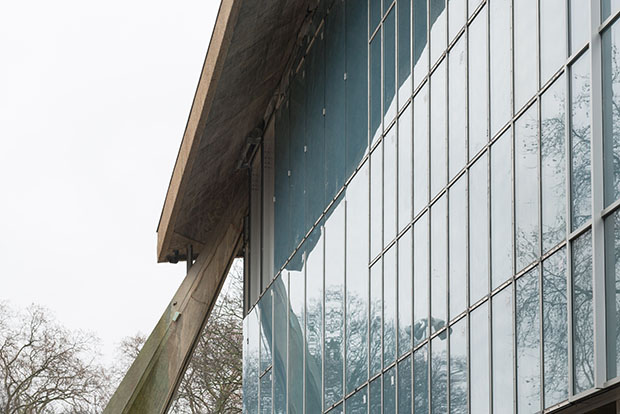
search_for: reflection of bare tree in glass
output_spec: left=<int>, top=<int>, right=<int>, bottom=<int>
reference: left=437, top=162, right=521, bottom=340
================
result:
left=516, top=270, right=541, bottom=411
left=324, top=286, right=344, bottom=408
left=346, top=292, right=368, bottom=391
left=516, top=110, right=540, bottom=270
left=573, top=232, right=594, bottom=393
left=602, top=39, right=620, bottom=202
left=603, top=40, right=620, bottom=381
left=610, top=212, right=620, bottom=377
left=570, top=57, right=592, bottom=229
left=449, top=353, right=468, bottom=414
left=541, top=80, right=566, bottom=250
left=542, top=249, right=568, bottom=406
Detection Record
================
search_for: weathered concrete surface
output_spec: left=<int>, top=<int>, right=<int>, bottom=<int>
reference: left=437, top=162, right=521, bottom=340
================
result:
left=157, top=0, right=313, bottom=263
left=103, top=188, right=246, bottom=414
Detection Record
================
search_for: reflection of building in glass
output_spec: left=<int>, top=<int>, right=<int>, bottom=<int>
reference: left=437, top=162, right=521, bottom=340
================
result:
left=105, top=0, right=620, bottom=412
left=242, top=0, right=620, bottom=412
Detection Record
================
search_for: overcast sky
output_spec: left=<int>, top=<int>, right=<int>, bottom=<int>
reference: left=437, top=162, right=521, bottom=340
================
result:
left=0, top=0, right=218, bottom=362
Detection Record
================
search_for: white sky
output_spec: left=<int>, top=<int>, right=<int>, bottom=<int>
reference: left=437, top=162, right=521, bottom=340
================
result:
left=0, top=0, right=219, bottom=363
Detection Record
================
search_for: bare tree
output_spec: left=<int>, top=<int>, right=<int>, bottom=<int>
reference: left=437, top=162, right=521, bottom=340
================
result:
left=116, top=260, right=244, bottom=414
left=169, top=260, right=244, bottom=414
left=0, top=302, right=110, bottom=414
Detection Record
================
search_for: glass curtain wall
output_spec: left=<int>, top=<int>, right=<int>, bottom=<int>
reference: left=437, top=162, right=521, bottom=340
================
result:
left=242, top=0, right=620, bottom=413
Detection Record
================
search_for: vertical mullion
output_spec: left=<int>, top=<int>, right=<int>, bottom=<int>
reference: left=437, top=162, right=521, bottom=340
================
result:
left=287, top=271, right=290, bottom=414
left=537, top=0, right=544, bottom=402
left=565, top=35, right=576, bottom=399
left=273, top=287, right=276, bottom=414
left=342, top=4, right=349, bottom=405
left=426, top=0, right=433, bottom=407
left=509, top=0, right=518, bottom=408
left=485, top=2, right=493, bottom=412
left=590, top=0, right=607, bottom=389
left=367, top=2, right=372, bottom=413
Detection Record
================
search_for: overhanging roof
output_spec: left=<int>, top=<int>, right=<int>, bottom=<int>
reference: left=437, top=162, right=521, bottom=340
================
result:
left=157, top=0, right=315, bottom=262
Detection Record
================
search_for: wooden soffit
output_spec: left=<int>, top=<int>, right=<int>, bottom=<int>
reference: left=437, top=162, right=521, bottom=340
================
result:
left=157, top=0, right=314, bottom=262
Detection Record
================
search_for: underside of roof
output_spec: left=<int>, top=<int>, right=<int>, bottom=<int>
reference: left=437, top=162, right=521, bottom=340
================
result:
left=157, top=0, right=316, bottom=263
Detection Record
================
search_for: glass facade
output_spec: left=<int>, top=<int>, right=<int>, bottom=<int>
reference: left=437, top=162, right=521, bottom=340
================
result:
left=242, top=0, right=620, bottom=412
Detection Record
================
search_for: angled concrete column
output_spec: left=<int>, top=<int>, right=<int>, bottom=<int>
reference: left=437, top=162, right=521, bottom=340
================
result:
left=103, top=217, right=243, bottom=414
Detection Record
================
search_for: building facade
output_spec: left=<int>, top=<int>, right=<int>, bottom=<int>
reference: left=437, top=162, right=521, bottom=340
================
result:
left=243, top=0, right=620, bottom=413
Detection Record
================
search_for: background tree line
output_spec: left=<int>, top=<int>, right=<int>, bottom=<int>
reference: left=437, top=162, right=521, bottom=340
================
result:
left=0, top=260, right=244, bottom=414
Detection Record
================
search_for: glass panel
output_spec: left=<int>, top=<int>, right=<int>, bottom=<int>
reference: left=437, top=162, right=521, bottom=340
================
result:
left=448, top=34, right=467, bottom=180
left=570, top=52, right=592, bottom=230
left=603, top=0, right=620, bottom=20
left=260, top=370, right=272, bottom=414
left=468, top=5, right=488, bottom=159
left=273, top=275, right=287, bottom=414
left=570, top=0, right=589, bottom=54
left=572, top=230, right=594, bottom=393
left=274, top=102, right=290, bottom=272
left=413, top=0, right=429, bottom=88
left=384, top=366, right=397, bottom=414
left=449, top=317, right=467, bottom=414
left=370, top=376, right=382, bottom=414
left=541, top=76, right=566, bottom=253
left=470, top=152, right=489, bottom=304
left=492, top=286, right=514, bottom=414
left=399, top=105, right=413, bottom=232
left=414, top=212, right=430, bottom=345
left=326, top=1, right=346, bottom=203
left=259, top=288, right=273, bottom=373
left=371, top=0, right=382, bottom=35
left=306, top=226, right=324, bottom=414
left=491, top=128, right=513, bottom=289
left=329, top=403, right=343, bottom=414
left=346, top=163, right=369, bottom=393
left=346, top=386, right=368, bottom=414
left=449, top=174, right=467, bottom=319
left=290, top=69, right=306, bottom=249
left=468, top=0, right=481, bottom=17
left=602, top=23, right=620, bottom=206
left=448, top=0, right=466, bottom=42
left=385, top=8, right=397, bottom=123
left=384, top=244, right=398, bottom=365
left=430, top=60, right=447, bottom=198
left=431, top=334, right=448, bottom=413
left=430, top=0, right=447, bottom=66
left=542, top=248, right=568, bottom=408
left=514, top=0, right=538, bottom=112
left=414, top=344, right=430, bottom=413
left=385, top=125, right=398, bottom=245
left=289, top=257, right=305, bottom=414
left=399, top=355, right=413, bottom=413
left=371, top=144, right=383, bottom=260
left=244, top=308, right=260, bottom=414
left=490, top=0, right=511, bottom=137
left=325, top=199, right=345, bottom=408
left=398, top=0, right=412, bottom=107
left=250, top=148, right=262, bottom=306
left=431, top=195, right=448, bottom=332
left=371, top=259, right=383, bottom=375
left=471, top=302, right=489, bottom=414
left=516, top=268, right=541, bottom=413
left=346, top=0, right=369, bottom=178
left=414, top=84, right=430, bottom=216
left=306, top=32, right=325, bottom=232
left=398, top=229, right=413, bottom=355
left=370, top=145, right=383, bottom=259
left=371, top=34, right=382, bottom=146
left=515, top=105, right=540, bottom=272
left=540, top=0, right=566, bottom=85
left=606, top=210, right=620, bottom=380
